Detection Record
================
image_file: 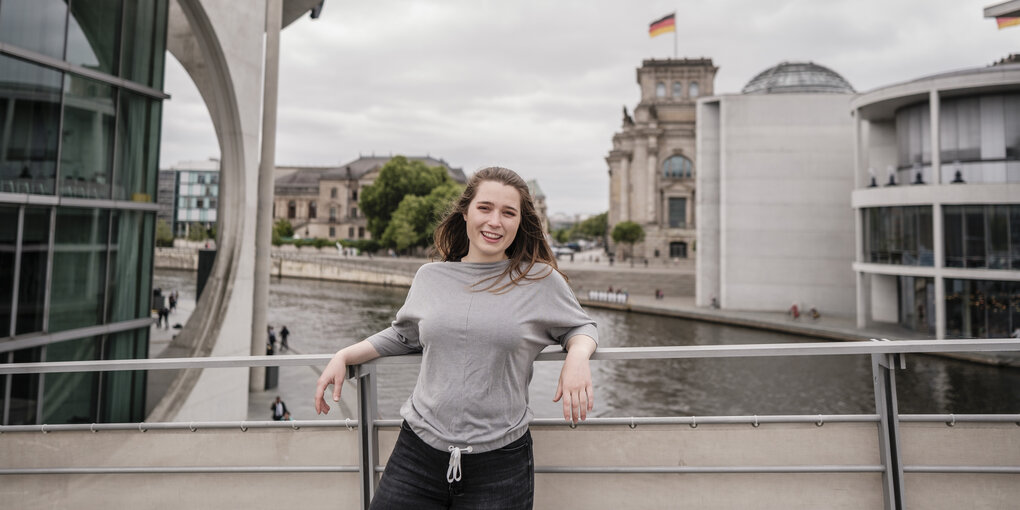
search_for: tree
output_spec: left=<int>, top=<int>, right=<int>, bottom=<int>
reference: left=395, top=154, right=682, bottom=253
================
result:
left=552, top=228, right=570, bottom=244
left=382, top=181, right=463, bottom=252
left=611, top=221, right=644, bottom=265
left=187, top=222, right=208, bottom=242
left=359, top=156, right=452, bottom=241
left=155, top=219, right=174, bottom=247
left=272, top=218, right=293, bottom=246
left=574, top=212, right=607, bottom=240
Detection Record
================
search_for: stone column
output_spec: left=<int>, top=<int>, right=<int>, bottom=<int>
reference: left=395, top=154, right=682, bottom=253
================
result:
left=933, top=202, right=946, bottom=340
left=646, top=141, right=657, bottom=224
left=620, top=156, right=630, bottom=221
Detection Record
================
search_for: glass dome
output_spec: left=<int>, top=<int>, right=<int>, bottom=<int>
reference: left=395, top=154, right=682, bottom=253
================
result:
left=741, top=61, right=854, bottom=94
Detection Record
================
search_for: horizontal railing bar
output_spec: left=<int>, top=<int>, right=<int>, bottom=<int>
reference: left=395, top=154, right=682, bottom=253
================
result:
left=376, top=415, right=882, bottom=429
left=899, top=414, right=1020, bottom=423
left=0, top=419, right=360, bottom=434
left=904, top=466, right=1020, bottom=474
left=1, top=338, right=1017, bottom=375
left=0, top=466, right=359, bottom=475
left=534, top=465, right=886, bottom=474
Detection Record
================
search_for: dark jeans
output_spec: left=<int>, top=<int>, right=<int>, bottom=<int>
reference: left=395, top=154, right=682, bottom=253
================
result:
left=370, top=422, right=534, bottom=510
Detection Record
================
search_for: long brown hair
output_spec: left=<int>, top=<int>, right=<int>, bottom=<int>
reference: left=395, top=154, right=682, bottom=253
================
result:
left=432, top=167, right=564, bottom=293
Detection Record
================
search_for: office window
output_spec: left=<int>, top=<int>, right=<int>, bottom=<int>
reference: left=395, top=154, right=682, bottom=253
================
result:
left=49, top=208, right=109, bottom=333
left=0, top=56, right=62, bottom=195
left=0, top=0, right=69, bottom=60
left=65, top=0, right=123, bottom=75
left=60, top=74, right=116, bottom=199
left=668, top=197, right=687, bottom=228
left=42, top=336, right=100, bottom=424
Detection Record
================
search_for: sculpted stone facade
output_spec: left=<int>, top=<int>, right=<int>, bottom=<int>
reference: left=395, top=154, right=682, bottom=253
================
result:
left=607, top=58, right=717, bottom=261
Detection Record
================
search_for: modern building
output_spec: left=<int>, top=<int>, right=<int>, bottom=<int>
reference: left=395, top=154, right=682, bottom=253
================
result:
left=851, top=59, right=1020, bottom=339
left=158, top=159, right=220, bottom=237
left=273, top=155, right=466, bottom=240
left=607, top=58, right=717, bottom=261
left=0, top=0, right=168, bottom=424
left=696, top=62, right=857, bottom=313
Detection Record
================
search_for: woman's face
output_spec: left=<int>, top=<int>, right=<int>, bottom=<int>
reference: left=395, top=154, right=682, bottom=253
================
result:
left=462, top=180, right=522, bottom=263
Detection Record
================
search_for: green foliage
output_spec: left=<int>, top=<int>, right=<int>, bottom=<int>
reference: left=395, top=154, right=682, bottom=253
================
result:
left=155, top=219, right=174, bottom=247
left=272, top=218, right=293, bottom=246
left=187, top=222, right=208, bottom=242
left=574, top=212, right=607, bottom=239
left=553, top=228, right=570, bottom=244
left=338, top=238, right=381, bottom=254
left=292, top=237, right=334, bottom=249
left=611, top=221, right=644, bottom=245
left=359, top=156, right=452, bottom=241
left=381, top=181, right=463, bottom=252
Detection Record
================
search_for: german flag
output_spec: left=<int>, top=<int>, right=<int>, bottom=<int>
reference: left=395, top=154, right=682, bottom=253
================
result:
left=998, top=17, right=1020, bottom=29
left=649, top=13, right=676, bottom=38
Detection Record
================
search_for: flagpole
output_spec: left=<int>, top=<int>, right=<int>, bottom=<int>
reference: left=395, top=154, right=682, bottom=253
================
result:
left=673, top=11, right=678, bottom=58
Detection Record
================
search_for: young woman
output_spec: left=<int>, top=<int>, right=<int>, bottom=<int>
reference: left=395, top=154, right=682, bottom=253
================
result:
left=313, top=167, right=598, bottom=509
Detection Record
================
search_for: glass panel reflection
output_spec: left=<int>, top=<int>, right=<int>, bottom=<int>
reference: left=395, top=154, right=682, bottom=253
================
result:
left=0, top=0, right=68, bottom=60
left=66, top=0, right=123, bottom=75
left=7, top=347, right=41, bottom=425
left=49, top=208, right=108, bottom=332
left=101, top=328, right=147, bottom=422
left=0, top=55, right=62, bottom=195
left=114, top=91, right=159, bottom=201
left=60, top=75, right=116, bottom=199
left=120, top=0, right=168, bottom=87
left=42, top=337, right=100, bottom=424
left=107, top=210, right=154, bottom=322
left=15, top=207, right=50, bottom=335
left=0, top=206, right=17, bottom=336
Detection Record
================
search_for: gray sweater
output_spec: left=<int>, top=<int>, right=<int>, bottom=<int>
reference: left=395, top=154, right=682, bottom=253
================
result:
left=367, top=260, right=598, bottom=453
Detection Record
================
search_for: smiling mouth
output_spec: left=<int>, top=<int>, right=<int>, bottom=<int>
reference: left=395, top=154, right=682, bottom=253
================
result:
left=481, top=231, right=502, bottom=241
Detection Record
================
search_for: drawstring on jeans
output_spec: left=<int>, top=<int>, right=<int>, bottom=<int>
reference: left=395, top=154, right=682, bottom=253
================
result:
left=446, top=445, right=473, bottom=483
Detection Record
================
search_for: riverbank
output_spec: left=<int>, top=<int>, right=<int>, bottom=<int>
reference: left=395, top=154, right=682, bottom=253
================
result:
left=154, top=248, right=1019, bottom=367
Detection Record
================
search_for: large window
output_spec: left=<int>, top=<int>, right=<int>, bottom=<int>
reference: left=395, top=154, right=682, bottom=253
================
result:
left=944, top=205, right=1020, bottom=269
left=898, top=276, right=935, bottom=334
left=862, top=206, right=933, bottom=266
left=0, top=55, right=62, bottom=195
left=945, top=278, right=1020, bottom=339
left=60, top=74, right=116, bottom=199
left=896, top=103, right=930, bottom=168
left=662, top=155, right=693, bottom=179
left=668, top=197, right=687, bottom=228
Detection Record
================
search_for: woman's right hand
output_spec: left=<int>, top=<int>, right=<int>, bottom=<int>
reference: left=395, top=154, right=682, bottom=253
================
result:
left=314, top=350, right=348, bottom=415
left=314, top=340, right=381, bottom=415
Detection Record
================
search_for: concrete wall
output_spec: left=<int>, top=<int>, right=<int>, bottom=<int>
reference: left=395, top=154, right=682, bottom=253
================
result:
left=871, top=274, right=899, bottom=323
left=695, top=99, right=721, bottom=307
left=696, top=93, right=857, bottom=314
left=4, top=421, right=1016, bottom=509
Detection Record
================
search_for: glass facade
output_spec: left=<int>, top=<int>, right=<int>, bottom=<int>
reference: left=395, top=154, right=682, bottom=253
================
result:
left=945, top=279, right=1020, bottom=339
left=898, top=276, right=935, bottom=334
left=173, top=169, right=219, bottom=236
left=944, top=205, right=1020, bottom=269
left=895, top=94, right=1020, bottom=183
left=0, top=0, right=168, bottom=424
left=862, top=206, right=934, bottom=266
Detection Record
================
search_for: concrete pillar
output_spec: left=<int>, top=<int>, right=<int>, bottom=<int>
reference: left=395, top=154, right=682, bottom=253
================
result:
left=250, top=0, right=281, bottom=392
left=933, top=201, right=946, bottom=340
left=929, top=89, right=941, bottom=184
left=646, top=145, right=657, bottom=224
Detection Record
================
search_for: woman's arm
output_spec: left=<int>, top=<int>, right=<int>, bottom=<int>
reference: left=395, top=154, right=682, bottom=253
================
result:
left=314, top=340, right=381, bottom=415
left=553, top=334, right=597, bottom=423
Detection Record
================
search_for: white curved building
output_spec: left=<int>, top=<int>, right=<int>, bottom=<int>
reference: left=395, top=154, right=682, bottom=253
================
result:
left=851, top=60, right=1020, bottom=339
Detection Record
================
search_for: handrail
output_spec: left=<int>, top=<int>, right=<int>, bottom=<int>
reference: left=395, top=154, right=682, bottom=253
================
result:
left=0, top=338, right=1017, bottom=375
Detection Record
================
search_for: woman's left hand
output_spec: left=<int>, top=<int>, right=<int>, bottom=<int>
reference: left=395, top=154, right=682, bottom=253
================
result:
left=554, top=336, right=597, bottom=423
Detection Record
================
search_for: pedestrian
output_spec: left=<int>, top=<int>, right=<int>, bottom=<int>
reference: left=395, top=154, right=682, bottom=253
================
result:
left=314, top=167, right=598, bottom=509
left=168, top=290, right=177, bottom=314
left=158, top=306, right=169, bottom=329
left=267, top=325, right=277, bottom=354
left=280, top=326, right=290, bottom=351
left=271, top=396, right=288, bottom=421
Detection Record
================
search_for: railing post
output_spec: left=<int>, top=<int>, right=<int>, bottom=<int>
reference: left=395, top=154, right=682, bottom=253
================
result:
left=872, top=351, right=906, bottom=510
left=351, top=364, right=379, bottom=510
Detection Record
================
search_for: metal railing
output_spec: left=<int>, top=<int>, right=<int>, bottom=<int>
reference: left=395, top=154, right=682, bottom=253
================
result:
left=1, top=337, right=1019, bottom=510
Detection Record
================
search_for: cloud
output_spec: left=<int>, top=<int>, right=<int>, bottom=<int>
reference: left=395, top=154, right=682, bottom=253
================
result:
left=160, top=0, right=1014, bottom=215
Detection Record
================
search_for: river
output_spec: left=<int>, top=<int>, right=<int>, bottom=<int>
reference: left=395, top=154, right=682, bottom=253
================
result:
left=155, top=269, right=1020, bottom=419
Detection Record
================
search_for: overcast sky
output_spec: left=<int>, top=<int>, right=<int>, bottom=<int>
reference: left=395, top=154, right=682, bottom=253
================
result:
left=158, top=0, right=1016, bottom=216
